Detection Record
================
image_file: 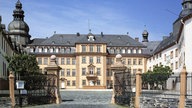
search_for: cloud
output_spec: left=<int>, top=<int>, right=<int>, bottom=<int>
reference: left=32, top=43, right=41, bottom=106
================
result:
left=0, top=0, right=173, bottom=41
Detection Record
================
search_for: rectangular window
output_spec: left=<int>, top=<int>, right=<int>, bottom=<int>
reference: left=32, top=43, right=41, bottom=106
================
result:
left=60, top=69, right=65, bottom=76
left=55, top=48, right=59, bottom=53
left=56, top=58, right=59, bottom=65
left=72, top=58, right=76, bottom=65
left=67, top=81, right=70, bottom=86
left=30, top=48, right=34, bottom=52
left=138, top=59, right=142, bottom=65
left=66, top=58, right=70, bottom=65
left=44, top=48, right=48, bottom=53
left=39, top=48, right=42, bottom=52
left=67, top=69, right=70, bottom=76
left=61, top=58, right=65, bottom=65
left=82, top=68, right=86, bottom=76
left=50, top=48, right=53, bottom=53
left=66, top=48, right=70, bottom=53
left=97, top=68, right=101, bottom=76
left=72, top=69, right=76, bottom=77
left=97, top=57, right=101, bottom=63
left=44, top=58, right=48, bottom=65
left=89, top=57, right=93, bottom=63
left=82, top=57, right=86, bottom=63
left=170, top=51, right=173, bottom=59
left=82, top=80, right=86, bottom=86
left=82, top=45, right=86, bottom=52
left=122, top=58, right=126, bottom=64
left=159, top=53, right=162, bottom=58
left=107, top=58, right=110, bottom=65
left=171, top=63, right=174, bottom=70
left=159, top=62, right=162, bottom=66
left=111, top=58, right=114, bottom=64
left=37, top=58, right=42, bottom=65
left=128, top=59, right=131, bottom=65
left=72, top=80, right=76, bottom=86
left=89, top=67, right=94, bottom=75
left=89, top=45, right=94, bottom=52
left=175, top=49, right=178, bottom=57
left=97, top=80, right=100, bottom=85
left=156, top=55, right=158, bottom=59
left=97, top=45, right=101, bottom=52
left=107, top=69, right=109, bottom=76
left=133, top=59, right=137, bottom=65
left=175, top=61, right=178, bottom=69
left=107, top=69, right=112, bottom=76
left=107, top=80, right=110, bottom=87
left=61, top=48, right=65, bottom=53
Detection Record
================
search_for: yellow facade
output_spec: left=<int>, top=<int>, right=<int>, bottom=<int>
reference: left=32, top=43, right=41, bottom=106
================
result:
left=36, top=42, right=147, bottom=89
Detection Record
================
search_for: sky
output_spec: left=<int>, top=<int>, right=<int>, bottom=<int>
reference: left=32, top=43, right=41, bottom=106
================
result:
left=0, top=0, right=181, bottom=41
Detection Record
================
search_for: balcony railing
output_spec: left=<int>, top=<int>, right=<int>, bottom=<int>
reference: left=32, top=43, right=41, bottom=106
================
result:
left=86, top=72, right=97, bottom=80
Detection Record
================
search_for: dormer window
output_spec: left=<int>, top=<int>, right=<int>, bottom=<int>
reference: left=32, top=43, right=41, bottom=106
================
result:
left=52, top=41, right=55, bottom=45
left=118, top=36, right=121, bottom=39
left=67, top=41, right=70, bottom=45
left=88, top=35, right=95, bottom=42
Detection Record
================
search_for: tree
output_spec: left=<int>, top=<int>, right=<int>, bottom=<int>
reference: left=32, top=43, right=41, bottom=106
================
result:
left=6, top=53, right=46, bottom=90
left=142, top=65, right=172, bottom=90
left=6, top=53, right=39, bottom=76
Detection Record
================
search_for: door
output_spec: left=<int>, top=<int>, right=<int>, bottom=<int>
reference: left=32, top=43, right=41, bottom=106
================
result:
left=61, top=81, right=65, bottom=88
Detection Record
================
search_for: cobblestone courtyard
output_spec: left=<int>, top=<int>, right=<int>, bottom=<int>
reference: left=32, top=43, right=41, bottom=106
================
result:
left=31, top=90, right=125, bottom=108
left=0, top=90, right=127, bottom=108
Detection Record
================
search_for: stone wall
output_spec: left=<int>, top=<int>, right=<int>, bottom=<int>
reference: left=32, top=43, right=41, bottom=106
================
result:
left=140, top=97, right=179, bottom=108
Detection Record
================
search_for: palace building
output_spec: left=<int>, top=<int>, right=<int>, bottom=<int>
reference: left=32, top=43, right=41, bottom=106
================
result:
left=27, top=31, right=153, bottom=89
left=1, top=0, right=192, bottom=90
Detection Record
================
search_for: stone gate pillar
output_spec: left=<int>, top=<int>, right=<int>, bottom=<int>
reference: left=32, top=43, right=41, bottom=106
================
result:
left=45, top=55, right=62, bottom=104
left=111, top=54, right=127, bottom=104
left=9, top=71, right=15, bottom=107
left=135, top=70, right=142, bottom=108
left=179, top=65, right=187, bottom=108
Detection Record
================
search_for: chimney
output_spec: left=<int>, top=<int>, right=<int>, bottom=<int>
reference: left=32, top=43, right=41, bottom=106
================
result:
left=76, top=32, right=80, bottom=36
left=135, top=37, right=139, bottom=42
left=101, top=32, right=104, bottom=37
left=163, top=36, right=168, bottom=40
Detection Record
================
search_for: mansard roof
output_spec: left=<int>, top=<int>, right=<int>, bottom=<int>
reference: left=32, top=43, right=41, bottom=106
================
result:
left=29, top=38, right=46, bottom=45
left=102, top=34, right=145, bottom=47
left=153, top=13, right=192, bottom=55
left=142, top=41, right=161, bottom=55
left=29, top=33, right=146, bottom=47
left=153, top=34, right=177, bottom=54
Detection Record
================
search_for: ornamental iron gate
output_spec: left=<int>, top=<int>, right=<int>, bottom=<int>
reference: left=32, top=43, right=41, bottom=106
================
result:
left=114, top=70, right=135, bottom=105
left=17, top=74, right=57, bottom=105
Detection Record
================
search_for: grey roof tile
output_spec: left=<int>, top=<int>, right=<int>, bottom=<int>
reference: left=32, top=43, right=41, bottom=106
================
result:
left=29, top=38, right=46, bottom=45
left=142, top=41, right=161, bottom=55
left=153, top=34, right=177, bottom=54
left=29, top=34, right=145, bottom=47
left=101, top=34, right=145, bottom=47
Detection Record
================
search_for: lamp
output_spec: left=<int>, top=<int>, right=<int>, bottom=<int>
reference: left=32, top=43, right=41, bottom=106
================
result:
left=16, top=80, right=25, bottom=107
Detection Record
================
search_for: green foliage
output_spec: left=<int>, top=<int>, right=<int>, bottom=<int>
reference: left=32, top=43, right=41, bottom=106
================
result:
left=142, top=65, right=172, bottom=89
left=6, top=53, right=39, bottom=75
left=6, top=54, right=47, bottom=90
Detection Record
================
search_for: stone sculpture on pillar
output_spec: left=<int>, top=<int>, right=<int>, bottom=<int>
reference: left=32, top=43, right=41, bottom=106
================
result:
left=45, top=55, right=62, bottom=104
left=111, top=54, right=127, bottom=104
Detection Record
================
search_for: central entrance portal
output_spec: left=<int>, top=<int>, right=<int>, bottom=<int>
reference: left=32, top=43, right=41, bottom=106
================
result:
left=89, top=80, right=94, bottom=86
